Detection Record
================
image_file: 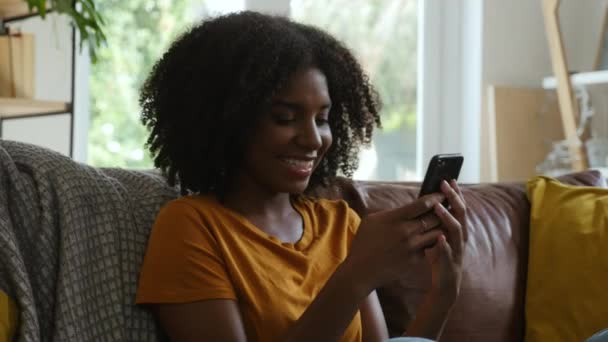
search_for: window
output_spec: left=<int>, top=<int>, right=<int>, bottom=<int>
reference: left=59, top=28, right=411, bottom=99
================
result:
left=291, top=0, right=418, bottom=180
left=88, top=0, right=419, bottom=181
left=88, top=0, right=244, bottom=168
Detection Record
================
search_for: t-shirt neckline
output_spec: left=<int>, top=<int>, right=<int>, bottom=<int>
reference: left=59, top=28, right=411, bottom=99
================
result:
left=206, top=194, right=313, bottom=251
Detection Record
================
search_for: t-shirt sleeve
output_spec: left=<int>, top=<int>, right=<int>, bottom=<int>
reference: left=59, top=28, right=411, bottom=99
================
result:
left=136, top=200, right=236, bottom=304
left=344, top=201, right=361, bottom=246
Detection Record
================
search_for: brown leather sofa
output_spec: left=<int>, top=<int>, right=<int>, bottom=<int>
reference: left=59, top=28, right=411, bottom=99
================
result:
left=312, top=170, right=606, bottom=342
left=2, top=139, right=604, bottom=340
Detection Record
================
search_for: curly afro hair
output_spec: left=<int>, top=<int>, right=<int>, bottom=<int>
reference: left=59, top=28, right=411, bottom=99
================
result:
left=141, top=11, right=382, bottom=196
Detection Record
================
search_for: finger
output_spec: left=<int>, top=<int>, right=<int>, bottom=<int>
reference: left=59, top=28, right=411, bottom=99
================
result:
left=434, top=202, right=463, bottom=259
left=387, top=193, right=446, bottom=221
left=437, top=234, right=454, bottom=260
left=395, top=215, right=440, bottom=244
left=441, top=180, right=467, bottom=242
left=445, top=180, right=466, bottom=219
left=441, top=180, right=465, bottom=216
left=395, top=216, right=441, bottom=257
left=414, top=212, right=441, bottom=234
left=405, top=229, right=443, bottom=252
left=448, top=179, right=468, bottom=242
left=450, top=179, right=463, bottom=196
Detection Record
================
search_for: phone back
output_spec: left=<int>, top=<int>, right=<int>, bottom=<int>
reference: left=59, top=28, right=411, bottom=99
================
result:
left=418, top=154, right=463, bottom=197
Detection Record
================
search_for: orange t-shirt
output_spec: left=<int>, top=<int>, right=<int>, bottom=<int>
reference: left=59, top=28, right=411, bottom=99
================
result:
left=136, top=194, right=362, bottom=342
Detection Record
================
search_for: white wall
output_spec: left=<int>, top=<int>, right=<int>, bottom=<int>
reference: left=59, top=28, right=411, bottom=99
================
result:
left=3, top=13, right=89, bottom=162
left=2, top=113, right=71, bottom=154
left=481, top=0, right=607, bottom=90
left=478, top=0, right=608, bottom=181
left=560, top=0, right=608, bottom=71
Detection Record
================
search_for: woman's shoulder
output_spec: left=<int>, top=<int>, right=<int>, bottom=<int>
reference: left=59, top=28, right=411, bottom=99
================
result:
left=152, top=194, right=229, bottom=237
left=296, top=196, right=359, bottom=221
left=297, top=196, right=361, bottom=234
left=158, top=194, right=221, bottom=217
left=297, top=195, right=350, bottom=210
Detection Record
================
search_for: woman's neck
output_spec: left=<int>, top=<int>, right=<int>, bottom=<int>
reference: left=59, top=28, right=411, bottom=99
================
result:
left=221, top=186, right=304, bottom=244
left=223, top=190, right=294, bottom=219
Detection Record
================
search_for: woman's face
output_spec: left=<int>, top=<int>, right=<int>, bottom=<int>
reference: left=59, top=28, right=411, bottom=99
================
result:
left=237, top=67, right=333, bottom=195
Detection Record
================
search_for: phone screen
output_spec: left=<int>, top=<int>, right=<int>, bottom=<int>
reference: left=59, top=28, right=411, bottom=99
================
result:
left=418, top=154, right=464, bottom=198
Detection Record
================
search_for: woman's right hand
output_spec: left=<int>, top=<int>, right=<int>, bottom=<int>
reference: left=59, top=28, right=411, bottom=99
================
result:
left=344, top=193, right=446, bottom=293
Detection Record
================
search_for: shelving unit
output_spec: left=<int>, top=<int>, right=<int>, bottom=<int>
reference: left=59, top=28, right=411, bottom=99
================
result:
left=541, top=0, right=588, bottom=170
left=542, top=70, right=608, bottom=89
left=0, top=6, right=50, bottom=22
left=0, top=98, right=70, bottom=117
left=0, top=4, right=75, bottom=156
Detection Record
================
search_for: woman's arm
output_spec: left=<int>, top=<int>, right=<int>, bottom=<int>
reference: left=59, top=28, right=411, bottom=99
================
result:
left=156, top=286, right=392, bottom=342
left=360, top=290, right=390, bottom=342
left=283, top=193, right=448, bottom=342
left=402, top=180, right=467, bottom=340
left=152, top=259, right=376, bottom=342
left=401, top=291, right=454, bottom=339
left=154, top=299, right=247, bottom=342
left=281, top=258, right=375, bottom=341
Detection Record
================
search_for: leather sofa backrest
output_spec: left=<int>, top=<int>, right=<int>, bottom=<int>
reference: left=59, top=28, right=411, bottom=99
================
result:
left=311, top=170, right=606, bottom=341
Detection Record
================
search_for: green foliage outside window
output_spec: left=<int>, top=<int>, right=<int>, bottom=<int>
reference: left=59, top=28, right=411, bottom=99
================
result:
left=88, top=0, right=196, bottom=167
left=89, top=0, right=417, bottom=179
left=293, top=0, right=417, bottom=132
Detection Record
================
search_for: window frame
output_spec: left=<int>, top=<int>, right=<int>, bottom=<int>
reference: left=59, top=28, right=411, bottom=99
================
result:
left=418, top=0, right=482, bottom=182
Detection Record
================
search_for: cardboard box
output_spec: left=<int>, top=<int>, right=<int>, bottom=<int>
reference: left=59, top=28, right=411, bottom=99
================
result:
left=487, top=85, right=564, bottom=182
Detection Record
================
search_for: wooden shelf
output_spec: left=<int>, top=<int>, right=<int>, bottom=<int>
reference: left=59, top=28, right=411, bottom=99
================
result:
left=542, top=70, right=608, bottom=89
left=0, top=97, right=70, bottom=118
left=0, top=2, right=51, bottom=23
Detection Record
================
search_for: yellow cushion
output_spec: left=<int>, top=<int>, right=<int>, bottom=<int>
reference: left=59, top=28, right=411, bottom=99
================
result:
left=525, top=176, right=608, bottom=342
left=0, top=290, right=17, bottom=342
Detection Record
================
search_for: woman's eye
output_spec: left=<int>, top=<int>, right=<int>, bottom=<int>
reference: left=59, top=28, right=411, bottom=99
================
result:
left=315, top=116, right=329, bottom=125
left=273, top=114, right=295, bottom=124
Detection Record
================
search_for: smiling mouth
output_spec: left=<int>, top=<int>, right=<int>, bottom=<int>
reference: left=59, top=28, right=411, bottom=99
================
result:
left=280, top=158, right=315, bottom=172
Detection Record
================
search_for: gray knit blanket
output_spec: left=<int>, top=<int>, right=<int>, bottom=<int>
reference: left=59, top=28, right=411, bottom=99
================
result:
left=0, top=140, right=178, bottom=341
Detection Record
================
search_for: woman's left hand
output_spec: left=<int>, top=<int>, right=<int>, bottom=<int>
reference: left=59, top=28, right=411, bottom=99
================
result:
left=424, top=179, right=467, bottom=306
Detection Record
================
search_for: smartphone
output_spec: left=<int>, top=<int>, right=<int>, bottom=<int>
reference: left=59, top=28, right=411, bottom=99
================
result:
left=418, top=154, right=464, bottom=198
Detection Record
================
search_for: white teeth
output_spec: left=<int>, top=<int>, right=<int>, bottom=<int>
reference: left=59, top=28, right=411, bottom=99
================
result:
left=282, top=158, right=314, bottom=169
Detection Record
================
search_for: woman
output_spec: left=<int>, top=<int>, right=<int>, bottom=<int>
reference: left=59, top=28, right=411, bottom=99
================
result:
left=136, top=11, right=467, bottom=342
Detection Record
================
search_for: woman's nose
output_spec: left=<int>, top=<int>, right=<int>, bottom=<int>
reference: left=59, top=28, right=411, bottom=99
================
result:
left=296, top=120, right=323, bottom=150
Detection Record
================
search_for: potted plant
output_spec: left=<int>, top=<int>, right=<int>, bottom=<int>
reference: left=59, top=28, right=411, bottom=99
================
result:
left=0, top=0, right=106, bottom=60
